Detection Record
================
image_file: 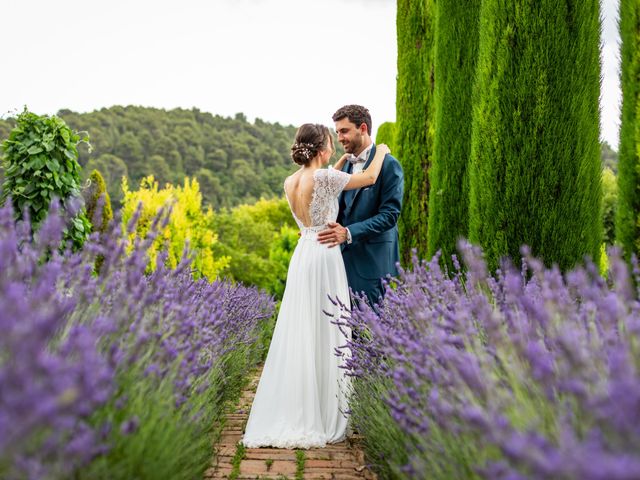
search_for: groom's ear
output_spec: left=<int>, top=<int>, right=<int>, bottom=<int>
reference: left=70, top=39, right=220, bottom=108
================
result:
left=358, top=123, right=368, bottom=134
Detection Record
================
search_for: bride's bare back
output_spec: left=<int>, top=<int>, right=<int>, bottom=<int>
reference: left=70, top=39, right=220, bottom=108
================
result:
left=284, top=169, right=317, bottom=228
left=284, top=144, right=391, bottom=229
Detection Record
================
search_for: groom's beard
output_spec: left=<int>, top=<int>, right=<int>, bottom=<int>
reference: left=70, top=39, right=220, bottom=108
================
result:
left=342, top=136, right=364, bottom=155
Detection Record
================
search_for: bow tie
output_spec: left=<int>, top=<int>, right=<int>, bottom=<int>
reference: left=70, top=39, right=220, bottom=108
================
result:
left=347, top=154, right=366, bottom=165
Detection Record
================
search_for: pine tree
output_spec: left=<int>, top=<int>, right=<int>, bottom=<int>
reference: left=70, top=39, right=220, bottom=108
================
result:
left=468, top=0, right=602, bottom=272
left=427, top=0, right=481, bottom=268
left=396, top=0, right=435, bottom=264
left=616, top=0, right=640, bottom=260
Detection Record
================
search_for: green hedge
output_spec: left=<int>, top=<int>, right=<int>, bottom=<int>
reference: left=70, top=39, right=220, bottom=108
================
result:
left=427, top=0, right=481, bottom=269
left=468, top=0, right=602, bottom=272
left=396, top=0, right=435, bottom=265
left=616, top=0, right=640, bottom=260
left=375, top=122, right=396, bottom=152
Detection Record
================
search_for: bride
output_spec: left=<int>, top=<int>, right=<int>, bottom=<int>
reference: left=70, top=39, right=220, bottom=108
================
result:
left=241, top=123, right=389, bottom=449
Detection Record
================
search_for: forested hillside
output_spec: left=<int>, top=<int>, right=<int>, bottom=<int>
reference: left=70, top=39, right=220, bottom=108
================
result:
left=0, top=106, right=340, bottom=209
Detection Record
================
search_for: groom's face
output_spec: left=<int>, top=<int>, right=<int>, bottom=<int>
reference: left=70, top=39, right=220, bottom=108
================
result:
left=335, top=118, right=366, bottom=155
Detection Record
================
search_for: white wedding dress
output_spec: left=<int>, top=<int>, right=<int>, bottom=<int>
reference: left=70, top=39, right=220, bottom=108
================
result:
left=242, top=167, right=352, bottom=449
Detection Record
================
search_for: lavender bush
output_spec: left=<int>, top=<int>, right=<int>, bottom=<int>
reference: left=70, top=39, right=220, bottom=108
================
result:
left=0, top=200, right=274, bottom=480
left=337, top=242, right=640, bottom=480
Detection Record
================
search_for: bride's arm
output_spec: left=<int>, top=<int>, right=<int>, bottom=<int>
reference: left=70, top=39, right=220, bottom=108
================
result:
left=343, top=144, right=390, bottom=191
left=333, top=153, right=350, bottom=171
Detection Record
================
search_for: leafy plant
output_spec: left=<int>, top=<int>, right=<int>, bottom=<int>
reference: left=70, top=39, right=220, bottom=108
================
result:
left=0, top=109, right=91, bottom=250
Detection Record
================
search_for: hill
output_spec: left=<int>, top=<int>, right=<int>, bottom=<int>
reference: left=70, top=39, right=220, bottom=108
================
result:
left=0, top=106, right=339, bottom=209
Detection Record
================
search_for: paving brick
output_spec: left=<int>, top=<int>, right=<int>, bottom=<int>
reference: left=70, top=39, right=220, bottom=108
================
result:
left=207, top=366, right=377, bottom=480
left=240, top=458, right=298, bottom=476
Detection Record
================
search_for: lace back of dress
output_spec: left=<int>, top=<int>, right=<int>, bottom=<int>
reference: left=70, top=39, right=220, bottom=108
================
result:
left=284, top=168, right=351, bottom=229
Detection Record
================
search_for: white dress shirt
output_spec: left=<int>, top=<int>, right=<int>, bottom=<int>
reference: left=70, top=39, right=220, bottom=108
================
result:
left=350, top=142, right=374, bottom=174
left=345, top=142, right=375, bottom=244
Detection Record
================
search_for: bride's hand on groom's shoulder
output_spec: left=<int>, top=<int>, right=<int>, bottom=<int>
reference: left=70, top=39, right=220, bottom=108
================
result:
left=377, top=143, right=391, bottom=156
left=334, top=153, right=350, bottom=170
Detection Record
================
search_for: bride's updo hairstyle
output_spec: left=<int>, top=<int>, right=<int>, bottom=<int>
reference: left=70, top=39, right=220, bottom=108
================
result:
left=291, top=123, right=331, bottom=166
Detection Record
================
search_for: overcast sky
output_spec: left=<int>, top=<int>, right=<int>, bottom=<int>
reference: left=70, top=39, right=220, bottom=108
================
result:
left=1, top=0, right=622, bottom=148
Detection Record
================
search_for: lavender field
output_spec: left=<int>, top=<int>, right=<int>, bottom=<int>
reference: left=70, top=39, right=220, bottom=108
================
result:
left=335, top=243, right=640, bottom=480
left=4, top=197, right=640, bottom=480
left=0, top=201, right=275, bottom=479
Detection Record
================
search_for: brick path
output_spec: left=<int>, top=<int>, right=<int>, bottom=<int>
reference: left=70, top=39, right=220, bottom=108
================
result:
left=205, top=366, right=377, bottom=480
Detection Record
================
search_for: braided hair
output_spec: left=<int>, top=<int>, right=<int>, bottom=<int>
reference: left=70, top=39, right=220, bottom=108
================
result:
left=290, top=123, right=331, bottom=166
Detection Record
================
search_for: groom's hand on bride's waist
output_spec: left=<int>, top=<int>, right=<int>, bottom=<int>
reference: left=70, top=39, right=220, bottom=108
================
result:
left=318, top=222, right=348, bottom=248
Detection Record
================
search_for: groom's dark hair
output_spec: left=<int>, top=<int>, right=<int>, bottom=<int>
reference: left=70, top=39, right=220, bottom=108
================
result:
left=332, top=105, right=372, bottom=135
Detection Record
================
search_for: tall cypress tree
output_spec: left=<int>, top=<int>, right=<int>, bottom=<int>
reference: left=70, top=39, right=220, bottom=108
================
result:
left=616, top=0, right=640, bottom=260
left=468, top=0, right=602, bottom=272
left=427, top=0, right=481, bottom=268
left=375, top=122, right=396, bottom=152
left=396, top=0, right=435, bottom=265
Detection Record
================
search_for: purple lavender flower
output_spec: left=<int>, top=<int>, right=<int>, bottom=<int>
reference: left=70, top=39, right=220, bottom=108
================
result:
left=337, top=242, right=640, bottom=480
left=0, top=200, right=275, bottom=478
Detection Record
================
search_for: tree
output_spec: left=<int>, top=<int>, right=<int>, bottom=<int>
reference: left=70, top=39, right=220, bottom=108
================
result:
left=0, top=106, right=300, bottom=210
left=83, top=169, right=113, bottom=235
left=427, top=0, right=481, bottom=269
left=84, top=153, right=128, bottom=209
left=616, top=0, right=640, bottom=260
left=602, top=168, right=618, bottom=245
left=210, top=197, right=297, bottom=298
left=396, top=0, right=435, bottom=264
left=148, top=155, right=172, bottom=187
left=468, top=0, right=602, bottom=272
left=601, top=141, right=618, bottom=173
left=196, top=168, right=229, bottom=209
left=115, top=132, right=145, bottom=181
left=121, top=176, right=230, bottom=280
left=375, top=122, right=396, bottom=152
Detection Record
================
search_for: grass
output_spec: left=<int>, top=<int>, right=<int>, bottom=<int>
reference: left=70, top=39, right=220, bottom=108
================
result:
left=295, top=450, right=305, bottom=480
left=228, top=442, right=247, bottom=480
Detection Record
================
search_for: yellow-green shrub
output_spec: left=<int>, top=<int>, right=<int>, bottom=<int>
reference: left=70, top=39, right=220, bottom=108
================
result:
left=121, top=175, right=229, bottom=280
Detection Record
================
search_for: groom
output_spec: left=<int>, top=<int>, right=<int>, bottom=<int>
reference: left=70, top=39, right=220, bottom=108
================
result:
left=317, top=105, right=404, bottom=306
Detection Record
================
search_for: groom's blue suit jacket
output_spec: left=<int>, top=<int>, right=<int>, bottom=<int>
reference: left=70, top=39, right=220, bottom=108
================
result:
left=338, top=144, right=404, bottom=305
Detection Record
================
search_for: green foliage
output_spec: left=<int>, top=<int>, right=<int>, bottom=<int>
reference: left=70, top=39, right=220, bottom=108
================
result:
left=295, top=450, right=305, bottom=480
left=211, top=198, right=298, bottom=298
left=83, top=169, right=113, bottom=234
left=0, top=106, right=345, bottom=210
left=602, top=167, right=618, bottom=245
left=601, top=141, right=619, bottom=173
left=616, top=0, right=640, bottom=260
left=83, top=153, right=129, bottom=210
left=396, top=0, right=435, bottom=265
left=229, top=441, right=247, bottom=480
left=468, top=0, right=602, bottom=272
left=375, top=122, right=396, bottom=152
left=350, top=376, right=412, bottom=479
left=427, top=0, right=481, bottom=269
left=0, top=109, right=91, bottom=250
left=83, top=346, right=260, bottom=480
left=268, top=226, right=300, bottom=298
left=121, top=176, right=230, bottom=281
